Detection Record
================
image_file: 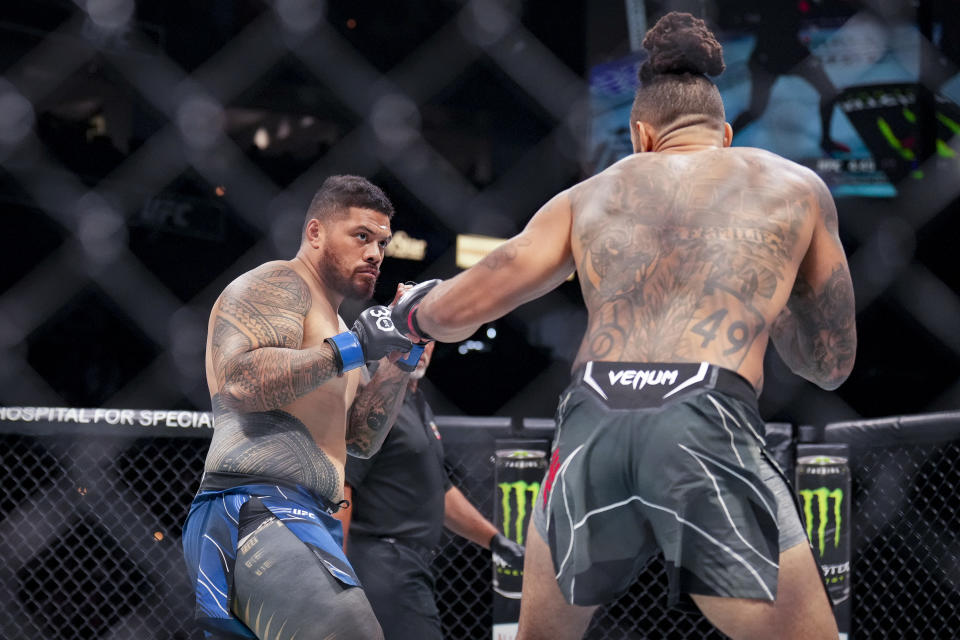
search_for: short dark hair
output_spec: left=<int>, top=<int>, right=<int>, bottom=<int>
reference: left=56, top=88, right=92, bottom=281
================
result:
left=629, top=12, right=726, bottom=130
left=304, top=175, right=395, bottom=232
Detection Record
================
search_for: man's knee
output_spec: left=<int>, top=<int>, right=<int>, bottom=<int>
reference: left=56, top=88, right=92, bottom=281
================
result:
left=324, top=587, right=383, bottom=640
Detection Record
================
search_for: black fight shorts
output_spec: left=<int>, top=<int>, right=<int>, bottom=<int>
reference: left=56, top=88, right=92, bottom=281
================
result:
left=532, top=362, right=807, bottom=607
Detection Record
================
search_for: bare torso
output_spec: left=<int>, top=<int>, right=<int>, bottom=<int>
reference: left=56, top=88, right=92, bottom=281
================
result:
left=202, top=259, right=361, bottom=502
left=569, top=147, right=821, bottom=391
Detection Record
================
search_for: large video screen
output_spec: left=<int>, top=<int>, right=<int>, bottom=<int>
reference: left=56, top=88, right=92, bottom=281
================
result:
left=589, top=3, right=960, bottom=198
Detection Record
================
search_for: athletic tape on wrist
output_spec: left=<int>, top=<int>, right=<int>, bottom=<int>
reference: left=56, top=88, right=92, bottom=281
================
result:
left=397, top=344, right=424, bottom=369
left=325, top=332, right=365, bottom=373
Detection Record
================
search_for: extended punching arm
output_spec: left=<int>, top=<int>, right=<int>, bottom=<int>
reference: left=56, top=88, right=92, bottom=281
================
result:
left=411, top=192, right=575, bottom=342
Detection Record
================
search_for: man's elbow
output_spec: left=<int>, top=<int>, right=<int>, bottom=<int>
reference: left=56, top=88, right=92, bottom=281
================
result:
left=218, top=385, right=258, bottom=413
left=346, top=442, right=379, bottom=459
left=816, top=342, right=856, bottom=391
left=817, top=372, right=848, bottom=391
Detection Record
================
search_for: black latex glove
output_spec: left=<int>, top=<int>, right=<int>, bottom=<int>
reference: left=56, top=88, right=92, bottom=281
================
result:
left=490, top=532, right=525, bottom=571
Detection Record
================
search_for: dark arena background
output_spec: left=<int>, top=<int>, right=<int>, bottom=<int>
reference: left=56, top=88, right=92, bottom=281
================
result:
left=1, top=1, right=959, bottom=639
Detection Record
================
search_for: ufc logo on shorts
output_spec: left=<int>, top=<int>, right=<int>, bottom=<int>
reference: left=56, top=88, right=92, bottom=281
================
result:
left=369, top=307, right=396, bottom=332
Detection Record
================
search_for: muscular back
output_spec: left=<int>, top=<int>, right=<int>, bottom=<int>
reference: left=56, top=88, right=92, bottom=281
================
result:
left=417, top=146, right=855, bottom=393
left=570, top=147, right=850, bottom=389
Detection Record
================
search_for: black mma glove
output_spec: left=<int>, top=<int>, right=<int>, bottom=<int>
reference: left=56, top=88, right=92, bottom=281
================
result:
left=325, top=305, right=413, bottom=374
left=490, top=532, right=525, bottom=571
left=391, top=279, right=442, bottom=343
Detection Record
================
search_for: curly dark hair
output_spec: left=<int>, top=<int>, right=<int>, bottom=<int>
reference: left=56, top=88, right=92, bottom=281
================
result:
left=630, top=12, right=726, bottom=131
left=304, top=175, right=394, bottom=232
left=639, top=11, right=725, bottom=81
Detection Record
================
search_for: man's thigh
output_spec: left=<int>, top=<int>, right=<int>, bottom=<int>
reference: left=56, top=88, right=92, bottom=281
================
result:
left=691, top=542, right=839, bottom=640
left=517, top=524, right=597, bottom=640
left=232, top=516, right=383, bottom=640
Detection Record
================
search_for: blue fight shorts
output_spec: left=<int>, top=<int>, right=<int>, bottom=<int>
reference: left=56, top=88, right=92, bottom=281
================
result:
left=182, top=478, right=359, bottom=639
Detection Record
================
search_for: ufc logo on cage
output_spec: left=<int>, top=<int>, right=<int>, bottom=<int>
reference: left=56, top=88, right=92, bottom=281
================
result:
left=369, top=307, right=396, bottom=332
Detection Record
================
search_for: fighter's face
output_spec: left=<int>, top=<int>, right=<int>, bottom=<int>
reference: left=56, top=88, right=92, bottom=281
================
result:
left=319, top=207, right=392, bottom=301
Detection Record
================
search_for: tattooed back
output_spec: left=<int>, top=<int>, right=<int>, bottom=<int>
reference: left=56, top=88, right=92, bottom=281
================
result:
left=569, top=146, right=833, bottom=390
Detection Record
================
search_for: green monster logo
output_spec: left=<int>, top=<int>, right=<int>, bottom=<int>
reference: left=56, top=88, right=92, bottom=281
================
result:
left=498, top=481, right=540, bottom=545
left=798, top=487, right=844, bottom=557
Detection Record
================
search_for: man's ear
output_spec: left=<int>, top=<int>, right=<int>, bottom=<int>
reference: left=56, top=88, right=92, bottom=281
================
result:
left=633, top=121, right=655, bottom=153
left=305, top=218, right=324, bottom=249
left=722, top=122, right=733, bottom=148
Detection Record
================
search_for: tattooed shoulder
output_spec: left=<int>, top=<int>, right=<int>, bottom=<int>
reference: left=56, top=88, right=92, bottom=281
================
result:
left=235, top=263, right=312, bottom=314
left=810, top=174, right=839, bottom=236
left=216, top=263, right=312, bottom=351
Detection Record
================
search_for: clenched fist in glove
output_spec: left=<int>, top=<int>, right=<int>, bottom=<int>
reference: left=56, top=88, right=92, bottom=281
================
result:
left=325, top=305, right=413, bottom=374
left=490, top=532, right=525, bottom=571
left=391, top=279, right=442, bottom=343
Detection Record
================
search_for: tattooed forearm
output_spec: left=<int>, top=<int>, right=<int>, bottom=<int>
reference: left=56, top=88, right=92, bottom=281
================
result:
left=222, top=345, right=341, bottom=412
left=346, top=363, right=410, bottom=458
left=771, top=267, right=856, bottom=389
left=481, top=237, right=532, bottom=270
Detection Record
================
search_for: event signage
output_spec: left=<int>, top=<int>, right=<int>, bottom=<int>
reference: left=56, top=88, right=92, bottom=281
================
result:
left=493, top=447, right=547, bottom=640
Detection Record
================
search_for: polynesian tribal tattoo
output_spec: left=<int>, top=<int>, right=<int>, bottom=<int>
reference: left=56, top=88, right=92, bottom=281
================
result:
left=211, top=265, right=340, bottom=412
left=206, top=395, right=342, bottom=501
left=569, top=152, right=841, bottom=374
left=346, top=364, right=409, bottom=457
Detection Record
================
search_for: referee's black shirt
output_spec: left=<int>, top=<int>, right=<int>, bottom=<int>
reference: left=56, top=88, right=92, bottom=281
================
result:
left=345, top=388, right=452, bottom=551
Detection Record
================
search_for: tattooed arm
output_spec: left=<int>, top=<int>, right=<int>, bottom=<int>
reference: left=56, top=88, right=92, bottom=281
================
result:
left=770, top=179, right=856, bottom=389
left=417, top=192, right=576, bottom=341
left=345, top=361, right=410, bottom=458
left=209, top=263, right=342, bottom=412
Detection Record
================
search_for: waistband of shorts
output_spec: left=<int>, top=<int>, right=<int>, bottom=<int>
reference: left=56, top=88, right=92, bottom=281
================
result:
left=197, top=471, right=343, bottom=513
left=571, top=361, right=757, bottom=410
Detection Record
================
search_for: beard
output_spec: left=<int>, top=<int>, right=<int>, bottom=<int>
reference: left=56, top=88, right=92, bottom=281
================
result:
left=321, top=245, right=376, bottom=301
left=410, top=366, right=427, bottom=380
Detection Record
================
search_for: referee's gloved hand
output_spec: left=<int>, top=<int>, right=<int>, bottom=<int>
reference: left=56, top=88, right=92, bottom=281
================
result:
left=490, top=533, right=525, bottom=571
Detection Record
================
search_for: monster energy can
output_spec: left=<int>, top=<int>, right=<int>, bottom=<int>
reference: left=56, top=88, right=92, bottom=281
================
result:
left=796, top=443, right=851, bottom=638
left=493, top=444, right=548, bottom=640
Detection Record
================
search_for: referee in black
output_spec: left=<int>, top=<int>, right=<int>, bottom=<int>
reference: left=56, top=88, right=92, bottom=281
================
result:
left=333, top=341, right=525, bottom=639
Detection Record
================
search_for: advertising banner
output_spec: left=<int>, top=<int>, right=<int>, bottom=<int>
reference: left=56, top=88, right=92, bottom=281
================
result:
left=492, top=445, right=548, bottom=640
left=796, top=443, right=852, bottom=639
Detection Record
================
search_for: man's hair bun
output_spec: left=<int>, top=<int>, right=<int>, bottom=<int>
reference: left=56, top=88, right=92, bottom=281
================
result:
left=639, top=12, right=725, bottom=82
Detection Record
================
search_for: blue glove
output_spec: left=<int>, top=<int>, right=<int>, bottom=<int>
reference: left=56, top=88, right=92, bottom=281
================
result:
left=325, top=306, right=413, bottom=374
left=391, top=279, right=441, bottom=343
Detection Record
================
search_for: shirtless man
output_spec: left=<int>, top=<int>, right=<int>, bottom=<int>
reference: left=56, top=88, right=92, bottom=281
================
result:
left=391, top=13, right=855, bottom=640
left=182, top=175, right=422, bottom=640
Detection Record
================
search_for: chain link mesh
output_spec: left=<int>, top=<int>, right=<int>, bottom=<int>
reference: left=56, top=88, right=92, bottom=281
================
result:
left=3, top=424, right=960, bottom=638
left=849, top=440, right=960, bottom=636
left=2, top=432, right=204, bottom=640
